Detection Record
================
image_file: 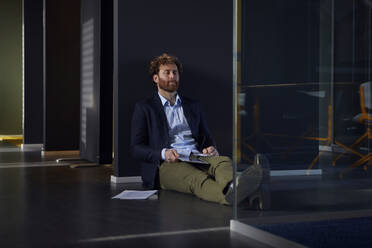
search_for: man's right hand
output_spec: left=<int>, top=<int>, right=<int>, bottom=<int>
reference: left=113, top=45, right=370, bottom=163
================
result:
left=165, top=149, right=180, bottom=163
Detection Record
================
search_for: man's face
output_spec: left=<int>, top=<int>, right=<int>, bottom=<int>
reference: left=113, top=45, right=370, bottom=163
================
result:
left=153, top=63, right=179, bottom=93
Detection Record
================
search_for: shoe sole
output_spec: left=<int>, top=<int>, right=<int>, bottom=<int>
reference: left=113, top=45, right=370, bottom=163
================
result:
left=256, top=154, right=271, bottom=210
left=225, top=165, right=263, bottom=205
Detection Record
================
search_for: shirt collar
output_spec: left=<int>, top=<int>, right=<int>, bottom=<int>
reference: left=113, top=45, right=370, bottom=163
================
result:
left=158, top=92, right=182, bottom=106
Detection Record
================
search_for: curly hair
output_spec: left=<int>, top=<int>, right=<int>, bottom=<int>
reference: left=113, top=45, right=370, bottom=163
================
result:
left=149, top=53, right=183, bottom=77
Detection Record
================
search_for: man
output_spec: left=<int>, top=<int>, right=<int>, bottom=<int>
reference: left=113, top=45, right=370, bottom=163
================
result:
left=131, top=53, right=269, bottom=206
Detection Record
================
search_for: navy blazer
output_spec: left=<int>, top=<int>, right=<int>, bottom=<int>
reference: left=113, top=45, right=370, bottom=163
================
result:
left=130, top=92, right=216, bottom=188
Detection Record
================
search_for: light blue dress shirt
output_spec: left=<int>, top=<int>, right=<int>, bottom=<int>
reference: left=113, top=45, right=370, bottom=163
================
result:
left=158, top=92, right=200, bottom=160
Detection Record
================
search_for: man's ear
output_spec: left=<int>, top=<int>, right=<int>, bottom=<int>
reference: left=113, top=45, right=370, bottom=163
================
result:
left=153, top=74, right=159, bottom=83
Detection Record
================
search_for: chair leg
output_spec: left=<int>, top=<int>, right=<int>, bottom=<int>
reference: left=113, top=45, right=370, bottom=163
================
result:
left=363, top=158, right=372, bottom=170
left=307, top=140, right=331, bottom=171
left=340, top=153, right=372, bottom=178
left=243, top=143, right=257, bottom=154
left=335, top=140, right=365, bottom=158
left=333, top=133, right=368, bottom=166
left=241, top=153, right=254, bottom=164
left=308, top=152, right=322, bottom=171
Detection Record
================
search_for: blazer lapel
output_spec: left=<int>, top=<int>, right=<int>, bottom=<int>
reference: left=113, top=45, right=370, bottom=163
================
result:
left=152, top=93, right=169, bottom=143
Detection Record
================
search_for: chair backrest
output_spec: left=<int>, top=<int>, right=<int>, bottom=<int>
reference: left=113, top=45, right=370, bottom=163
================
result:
left=360, top=82, right=372, bottom=112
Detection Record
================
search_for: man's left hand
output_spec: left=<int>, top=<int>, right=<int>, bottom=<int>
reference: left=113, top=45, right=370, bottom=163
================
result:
left=202, top=146, right=219, bottom=156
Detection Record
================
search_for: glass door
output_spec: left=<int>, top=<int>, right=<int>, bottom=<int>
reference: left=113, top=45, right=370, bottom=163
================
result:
left=232, top=0, right=372, bottom=246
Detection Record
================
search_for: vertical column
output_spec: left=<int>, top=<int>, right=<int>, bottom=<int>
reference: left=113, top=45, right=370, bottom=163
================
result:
left=23, top=0, right=43, bottom=144
left=43, top=0, right=81, bottom=151
left=80, top=0, right=113, bottom=164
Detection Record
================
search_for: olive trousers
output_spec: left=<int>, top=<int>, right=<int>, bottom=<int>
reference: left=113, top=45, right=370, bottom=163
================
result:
left=159, top=156, right=233, bottom=204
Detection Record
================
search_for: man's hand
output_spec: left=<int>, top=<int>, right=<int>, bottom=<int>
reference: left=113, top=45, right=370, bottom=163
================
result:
left=165, top=149, right=180, bottom=162
left=202, top=146, right=219, bottom=156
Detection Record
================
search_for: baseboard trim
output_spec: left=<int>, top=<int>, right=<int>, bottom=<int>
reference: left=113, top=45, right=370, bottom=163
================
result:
left=270, top=169, right=322, bottom=176
left=230, top=219, right=306, bottom=248
left=110, top=175, right=143, bottom=184
left=21, top=144, right=43, bottom=151
left=319, top=145, right=332, bottom=152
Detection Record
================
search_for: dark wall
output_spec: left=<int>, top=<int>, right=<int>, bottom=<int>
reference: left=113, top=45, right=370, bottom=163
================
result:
left=242, top=0, right=320, bottom=83
left=99, top=0, right=114, bottom=163
left=241, top=0, right=320, bottom=134
left=334, top=0, right=372, bottom=83
left=44, top=0, right=81, bottom=150
left=240, top=0, right=321, bottom=166
left=80, top=0, right=113, bottom=163
left=23, top=0, right=43, bottom=144
left=114, top=0, right=233, bottom=177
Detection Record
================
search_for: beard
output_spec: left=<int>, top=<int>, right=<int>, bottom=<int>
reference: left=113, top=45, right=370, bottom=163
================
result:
left=157, top=77, right=179, bottom=93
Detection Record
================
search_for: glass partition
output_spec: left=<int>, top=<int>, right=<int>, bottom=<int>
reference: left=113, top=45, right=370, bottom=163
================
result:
left=233, top=0, right=372, bottom=245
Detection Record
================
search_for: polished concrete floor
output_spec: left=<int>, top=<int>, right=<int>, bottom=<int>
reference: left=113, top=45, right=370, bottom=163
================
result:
left=0, top=163, right=240, bottom=248
left=0, top=142, right=266, bottom=248
left=2, top=142, right=372, bottom=247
